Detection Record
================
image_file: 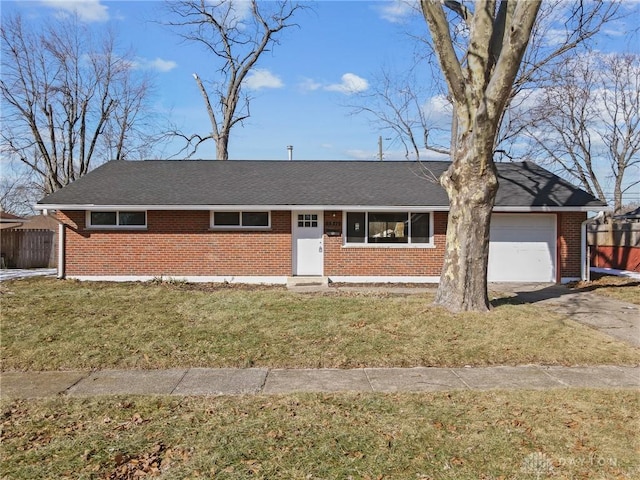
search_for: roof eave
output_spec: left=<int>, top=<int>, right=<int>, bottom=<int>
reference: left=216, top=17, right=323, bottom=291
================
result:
left=36, top=204, right=609, bottom=212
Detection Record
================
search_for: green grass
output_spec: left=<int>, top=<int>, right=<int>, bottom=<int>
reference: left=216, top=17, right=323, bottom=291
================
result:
left=1, top=390, right=638, bottom=479
left=2, top=278, right=638, bottom=371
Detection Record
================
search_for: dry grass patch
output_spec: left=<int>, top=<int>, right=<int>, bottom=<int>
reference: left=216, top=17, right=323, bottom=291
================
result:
left=572, top=275, right=640, bottom=305
left=1, top=390, right=638, bottom=479
left=2, top=278, right=638, bottom=371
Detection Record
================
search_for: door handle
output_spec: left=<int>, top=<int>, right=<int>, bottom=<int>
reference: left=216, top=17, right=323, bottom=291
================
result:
left=319, top=245, right=323, bottom=253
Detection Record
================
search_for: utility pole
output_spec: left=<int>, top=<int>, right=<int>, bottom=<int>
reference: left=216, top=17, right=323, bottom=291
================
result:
left=378, top=135, right=383, bottom=161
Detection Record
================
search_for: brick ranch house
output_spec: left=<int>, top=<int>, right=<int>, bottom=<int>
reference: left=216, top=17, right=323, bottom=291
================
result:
left=36, top=160, right=607, bottom=284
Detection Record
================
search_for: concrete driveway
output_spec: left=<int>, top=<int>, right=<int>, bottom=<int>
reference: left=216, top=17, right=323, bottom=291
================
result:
left=491, top=283, right=640, bottom=348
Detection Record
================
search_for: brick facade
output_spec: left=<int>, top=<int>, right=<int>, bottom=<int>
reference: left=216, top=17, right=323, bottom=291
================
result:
left=57, top=209, right=587, bottom=281
left=58, top=210, right=292, bottom=277
left=323, top=211, right=447, bottom=277
left=557, top=212, right=587, bottom=280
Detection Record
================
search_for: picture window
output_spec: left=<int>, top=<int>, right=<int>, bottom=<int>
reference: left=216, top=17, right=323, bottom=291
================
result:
left=344, top=211, right=432, bottom=245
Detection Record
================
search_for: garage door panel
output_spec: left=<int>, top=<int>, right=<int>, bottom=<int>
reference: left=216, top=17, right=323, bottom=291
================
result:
left=488, top=214, right=556, bottom=282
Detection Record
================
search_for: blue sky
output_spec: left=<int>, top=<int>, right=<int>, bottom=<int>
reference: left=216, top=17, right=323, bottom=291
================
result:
left=5, top=0, right=431, bottom=161
left=3, top=0, right=639, bottom=203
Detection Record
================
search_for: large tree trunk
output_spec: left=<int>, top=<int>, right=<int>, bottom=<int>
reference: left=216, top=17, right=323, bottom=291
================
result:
left=435, top=136, right=499, bottom=312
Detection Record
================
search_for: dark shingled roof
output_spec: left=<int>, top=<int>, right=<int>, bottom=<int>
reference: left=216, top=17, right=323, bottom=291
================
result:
left=37, top=160, right=607, bottom=209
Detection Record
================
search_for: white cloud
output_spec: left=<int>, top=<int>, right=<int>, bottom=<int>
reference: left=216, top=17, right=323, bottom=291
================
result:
left=298, top=73, right=370, bottom=95
left=128, top=57, right=177, bottom=73
left=422, top=94, right=453, bottom=126
left=206, top=0, right=253, bottom=30
left=39, top=0, right=109, bottom=22
left=243, top=69, right=284, bottom=90
left=147, top=58, right=178, bottom=73
left=325, top=73, right=369, bottom=95
left=298, top=78, right=323, bottom=92
left=378, top=0, right=417, bottom=24
left=143, top=58, right=178, bottom=73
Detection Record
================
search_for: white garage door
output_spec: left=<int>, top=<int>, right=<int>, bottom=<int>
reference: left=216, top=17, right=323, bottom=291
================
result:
left=488, top=214, right=556, bottom=282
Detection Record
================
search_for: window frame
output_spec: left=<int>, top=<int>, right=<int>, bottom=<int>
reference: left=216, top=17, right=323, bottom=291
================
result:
left=86, top=210, right=147, bottom=230
left=342, top=210, right=434, bottom=247
left=210, top=210, right=271, bottom=230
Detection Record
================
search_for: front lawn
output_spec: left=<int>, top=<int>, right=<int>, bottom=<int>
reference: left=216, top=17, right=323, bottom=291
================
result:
left=1, top=278, right=638, bottom=371
left=1, top=390, right=638, bottom=479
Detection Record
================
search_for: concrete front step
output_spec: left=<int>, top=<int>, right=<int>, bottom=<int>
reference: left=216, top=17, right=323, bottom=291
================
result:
left=286, top=276, right=329, bottom=288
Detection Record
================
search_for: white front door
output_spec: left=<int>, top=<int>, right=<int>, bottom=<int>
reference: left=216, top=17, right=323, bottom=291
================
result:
left=292, top=211, right=324, bottom=276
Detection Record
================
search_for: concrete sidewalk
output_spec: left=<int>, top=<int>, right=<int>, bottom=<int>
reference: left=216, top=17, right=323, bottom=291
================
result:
left=1, top=365, right=638, bottom=399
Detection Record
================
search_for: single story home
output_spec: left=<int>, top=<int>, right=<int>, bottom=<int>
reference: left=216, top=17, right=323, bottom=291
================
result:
left=36, top=160, right=607, bottom=284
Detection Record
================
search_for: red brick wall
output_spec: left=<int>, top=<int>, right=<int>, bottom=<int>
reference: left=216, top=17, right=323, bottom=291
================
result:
left=58, top=210, right=291, bottom=277
left=323, top=211, right=447, bottom=276
left=558, top=212, right=587, bottom=279
left=58, top=209, right=585, bottom=281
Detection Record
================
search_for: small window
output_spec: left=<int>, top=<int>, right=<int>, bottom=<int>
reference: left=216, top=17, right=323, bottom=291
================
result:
left=297, top=213, right=318, bottom=228
left=214, top=212, right=240, bottom=226
left=211, top=211, right=270, bottom=229
left=88, top=211, right=146, bottom=228
left=346, top=212, right=365, bottom=243
left=410, top=213, right=430, bottom=244
left=91, top=211, right=117, bottom=226
left=243, top=212, right=269, bottom=227
left=119, top=212, right=146, bottom=226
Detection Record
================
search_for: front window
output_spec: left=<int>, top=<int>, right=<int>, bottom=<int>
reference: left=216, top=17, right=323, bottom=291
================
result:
left=345, top=211, right=432, bottom=246
left=88, top=211, right=146, bottom=228
left=368, top=212, right=408, bottom=244
left=211, top=211, right=270, bottom=228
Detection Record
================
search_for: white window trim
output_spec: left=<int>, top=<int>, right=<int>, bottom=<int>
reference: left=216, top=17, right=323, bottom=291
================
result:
left=86, top=210, right=147, bottom=230
left=209, top=210, right=271, bottom=230
left=342, top=211, right=435, bottom=248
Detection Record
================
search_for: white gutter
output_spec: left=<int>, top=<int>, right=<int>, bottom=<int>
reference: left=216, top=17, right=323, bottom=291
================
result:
left=35, top=204, right=602, bottom=213
left=581, top=211, right=606, bottom=282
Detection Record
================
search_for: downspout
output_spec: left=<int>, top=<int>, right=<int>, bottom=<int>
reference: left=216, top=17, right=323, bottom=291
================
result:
left=581, top=211, right=605, bottom=282
left=57, top=222, right=65, bottom=279
left=43, top=209, right=65, bottom=279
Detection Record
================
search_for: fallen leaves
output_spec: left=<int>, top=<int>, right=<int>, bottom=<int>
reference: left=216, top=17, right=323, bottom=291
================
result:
left=106, top=443, right=192, bottom=479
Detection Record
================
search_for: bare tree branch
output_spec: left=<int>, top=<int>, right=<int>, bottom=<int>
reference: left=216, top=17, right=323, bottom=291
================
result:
left=519, top=53, right=640, bottom=213
left=1, top=13, right=163, bottom=200
left=165, top=0, right=305, bottom=160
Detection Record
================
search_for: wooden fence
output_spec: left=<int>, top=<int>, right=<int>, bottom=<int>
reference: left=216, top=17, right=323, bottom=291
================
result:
left=587, top=222, right=640, bottom=273
left=0, top=229, right=57, bottom=269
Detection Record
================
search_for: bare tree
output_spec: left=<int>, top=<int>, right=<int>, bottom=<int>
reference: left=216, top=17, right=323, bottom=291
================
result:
left=420, top=0, right=542, bottom=312
left=497, top=0, right=621, bottom=149
left=0, top=164, right=39, bottom=216
left=349, top=68, right=450, bottom=159
left=357, top=1, right=620, bottom=163
left=166, top=0, right=304, bottom=160
left=520, top=53, right=640, bottom=214
left=1, top=14, right=160, bottom=198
